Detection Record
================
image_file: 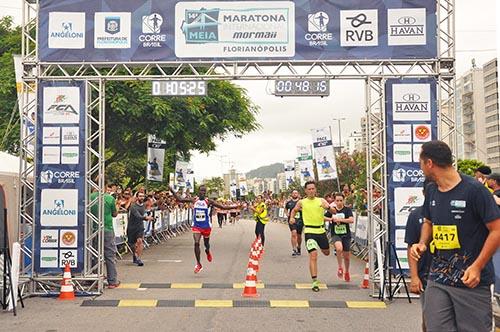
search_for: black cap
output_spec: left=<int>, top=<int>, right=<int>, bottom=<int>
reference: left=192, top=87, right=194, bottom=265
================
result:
left=475, top=165, right=492, bottom=175
left=487, top=173, right=500, bottom=182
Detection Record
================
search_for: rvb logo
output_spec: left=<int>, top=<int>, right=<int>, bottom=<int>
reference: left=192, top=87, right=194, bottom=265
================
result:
left=388, top=8, right=426, bottom=46
left=341, top=10, right=378, bottom=47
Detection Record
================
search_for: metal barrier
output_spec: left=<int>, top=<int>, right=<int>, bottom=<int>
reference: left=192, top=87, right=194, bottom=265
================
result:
left=111, top=208, right=192, bottom=258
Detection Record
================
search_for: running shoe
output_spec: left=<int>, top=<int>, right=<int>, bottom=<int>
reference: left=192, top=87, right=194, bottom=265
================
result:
left=133, top=255, right=138, bottom=264
left=194, top=263, right=203, bottom=274
left=108, top=281, right=121, bottom=289
left=206, top=250, right=213, bottom=262
left=136, top=259, right=144, bottom=267
left=312, top=280, right=320, bottom=292
left=292, top=250, right=298, bottom=257
left=337, top=267, right=344, bottom=279
left=296, top=249, right=301, bottom=256
left=344, top=272, right=351, bottom=282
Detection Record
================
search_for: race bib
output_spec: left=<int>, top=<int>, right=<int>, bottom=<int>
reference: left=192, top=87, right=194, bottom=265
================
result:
left=334, top=224, right=347, bottom=235
left=195, top=211, right=206, bottom=222
left=432, top=225, right=460, bottom=250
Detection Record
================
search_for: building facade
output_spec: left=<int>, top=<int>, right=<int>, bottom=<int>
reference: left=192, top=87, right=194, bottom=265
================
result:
left=483, top=59, right=500, bottom=171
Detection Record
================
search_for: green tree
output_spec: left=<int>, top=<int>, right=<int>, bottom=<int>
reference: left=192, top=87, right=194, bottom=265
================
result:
left=104, top=80, right=259, bottom=188
left=0, top=17, right=21, bottom=153
left=204, top=177, right=225, bottom=197
left=457, top=159, right=484, bottom=176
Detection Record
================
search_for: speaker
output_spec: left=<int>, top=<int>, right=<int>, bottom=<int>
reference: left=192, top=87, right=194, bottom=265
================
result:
left=0, top=185, right=6, bottom=251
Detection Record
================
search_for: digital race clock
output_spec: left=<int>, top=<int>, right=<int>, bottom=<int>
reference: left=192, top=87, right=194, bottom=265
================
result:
left=151, top=81, right=207, bottom=96
left=274, top=79, right=330, bottom=97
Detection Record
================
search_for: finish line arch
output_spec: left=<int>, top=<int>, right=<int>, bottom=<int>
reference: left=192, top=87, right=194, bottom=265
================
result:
left=18, top=0, right=456, bottom=297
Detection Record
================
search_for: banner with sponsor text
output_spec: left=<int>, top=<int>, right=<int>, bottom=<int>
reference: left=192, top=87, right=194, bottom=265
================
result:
left=39, top=0, right=437, bottom=62
left=297, top=145, right=315, bottom=186
left=34, top=81, right=85, bottom=273
left=311, top=127, right=338, bottom=181
left=386, top=78, right=438, bottom=271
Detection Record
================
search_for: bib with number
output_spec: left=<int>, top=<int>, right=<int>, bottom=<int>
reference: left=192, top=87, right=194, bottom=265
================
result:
left=334, top=224, right=347, bottom=235
left=432, top=225, right=460, bottom=250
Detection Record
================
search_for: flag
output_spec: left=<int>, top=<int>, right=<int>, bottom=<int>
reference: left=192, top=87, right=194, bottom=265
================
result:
left=146, top=135, right=166, bottom=182
left=311, top=127, right=338, bottom=180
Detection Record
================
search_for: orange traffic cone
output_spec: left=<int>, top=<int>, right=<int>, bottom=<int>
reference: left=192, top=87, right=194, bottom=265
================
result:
left=248, top=253, right=259, bottom=272
left=360, top=262, right=370, bottom=289
left=242, top=266, right=259, bottom=297
left=58, top=263, right=76, bottom=300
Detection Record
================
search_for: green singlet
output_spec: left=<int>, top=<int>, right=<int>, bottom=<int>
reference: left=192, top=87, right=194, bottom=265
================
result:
left=301, top=197, right=326, bottom=234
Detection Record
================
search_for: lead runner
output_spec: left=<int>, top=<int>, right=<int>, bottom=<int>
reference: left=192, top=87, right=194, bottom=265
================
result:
left=170, top=185, right=240, bottom=273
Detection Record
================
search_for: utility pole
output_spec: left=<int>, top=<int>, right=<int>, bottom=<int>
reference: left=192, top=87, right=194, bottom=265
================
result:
left=332, top=117, right=346, bottom=152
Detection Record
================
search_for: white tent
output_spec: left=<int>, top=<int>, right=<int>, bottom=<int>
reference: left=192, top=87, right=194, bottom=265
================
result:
left=0, top=151, right=24, bottom=249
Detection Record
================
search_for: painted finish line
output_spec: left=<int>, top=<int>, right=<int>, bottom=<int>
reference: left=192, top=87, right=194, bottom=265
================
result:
left=82, top=300, right=387, bottom=309
left=117, top=283, right=360, bottom=290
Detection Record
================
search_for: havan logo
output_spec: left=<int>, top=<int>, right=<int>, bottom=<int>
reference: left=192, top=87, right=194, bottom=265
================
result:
left=392, top=83, right=431, bottom=121
left=388, top=8, right=426, bottom=46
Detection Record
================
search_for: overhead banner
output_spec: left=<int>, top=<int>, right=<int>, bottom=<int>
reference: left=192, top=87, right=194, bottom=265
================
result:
left=311, top=127, right=338, bottom=181
left=386, top=78, right=438, bottom=271
left=284, top=160, right=295, bottom=189
left=146, top=135, right=166, bottom=182
left=39, top=0, right=437, bottom=62
left=34, top=81, right=86, bottom=273
left=297, top=145, right=314, bottom=186
left=238, top=174, right=248, bottom=197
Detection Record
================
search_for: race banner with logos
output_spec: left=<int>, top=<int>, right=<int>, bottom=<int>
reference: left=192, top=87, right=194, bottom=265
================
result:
left=297, top=145, right=315, bottom=186
left=386, top=78, right=437, bottom=271
left=39, top=0, right=437, bottom=62
left=34, top=81, right=85, bottom=273
left=238, top=174, right=248, bottom=197
left=284, top=160, right=295, bottom=189
left=146, top=135, right=166, bottom=182
left=311, top=127, right=338, bottom=181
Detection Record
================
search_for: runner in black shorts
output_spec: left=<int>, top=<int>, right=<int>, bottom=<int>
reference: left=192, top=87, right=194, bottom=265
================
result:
left=285, top=190, right=303, bottom=256
left=290, top=181, right=336, bottom=292
left=327, top=193, right=354, bottom=282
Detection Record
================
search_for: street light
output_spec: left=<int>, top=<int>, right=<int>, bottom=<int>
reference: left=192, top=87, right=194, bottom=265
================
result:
left=332, top=117, right=346, bottom=152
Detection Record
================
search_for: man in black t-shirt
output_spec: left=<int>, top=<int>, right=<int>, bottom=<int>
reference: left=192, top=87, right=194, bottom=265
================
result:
left=405, top=180, right=433, bottom=332
left=285, top=190, right=303, bottom=256
left=328, top=193, right=354, bottom=282
left=487, top=173, right=500, bottom=206
left=127, top=192, right=154, bottom=266
left=411, top=141, right=500, bottom=332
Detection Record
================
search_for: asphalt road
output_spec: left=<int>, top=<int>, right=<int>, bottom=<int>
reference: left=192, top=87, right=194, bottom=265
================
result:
left=2, top=219, right=423, bottom=331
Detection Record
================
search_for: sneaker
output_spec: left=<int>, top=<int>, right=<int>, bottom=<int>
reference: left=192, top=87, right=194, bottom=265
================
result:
left=194, top=263, right=203, bottom=274
left=297, top=249, right=301, bottom=256
left=344, top=272, right=351, bottom=282
left=108, top=281, right=121, bottom=289
left=312, top=280, right=320, bottom=292
left=337, top=267, right=344, bottom=279
left=136, top=259, right=144, bottom=267
left=133, top=255, right=138, bottom=264
left=206, top=250, right=213, bottom=262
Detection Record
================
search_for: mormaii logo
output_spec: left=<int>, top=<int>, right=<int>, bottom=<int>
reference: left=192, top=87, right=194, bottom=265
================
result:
left=393, top=84, right=431, bottom=121
left=48, top=12, right=85, bottom=49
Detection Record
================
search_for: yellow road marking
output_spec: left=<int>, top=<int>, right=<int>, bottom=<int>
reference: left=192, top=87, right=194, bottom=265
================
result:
left=232, top=283, right=265, bottom=289
left=295, top=283, right=327, bottom=289
left=118, top=283, right=141, bottom=289
left=346, top=301, right=386, bottom=309
left=270, top=300, right=309, bottom=308
left=170, top=283, right=203, bottom=289
left=195, top=300, right=233, bottom=308
left=118, top=299, right=157, bottom=307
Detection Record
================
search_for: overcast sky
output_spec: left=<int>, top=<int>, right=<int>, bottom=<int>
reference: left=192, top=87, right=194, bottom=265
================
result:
left=1, top=0, right=498, bottom=180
